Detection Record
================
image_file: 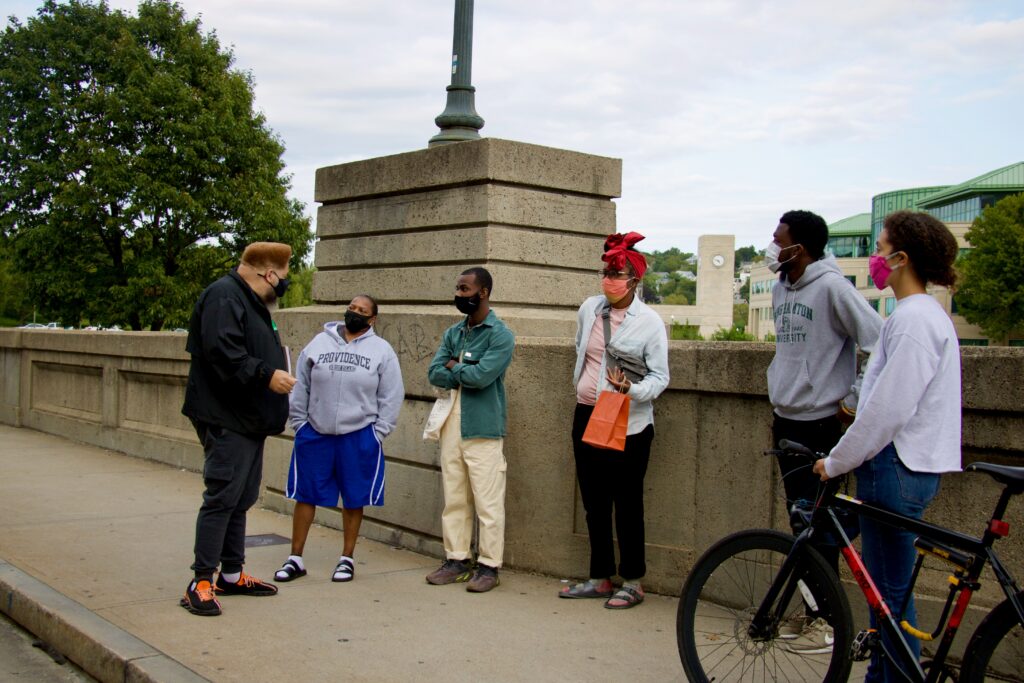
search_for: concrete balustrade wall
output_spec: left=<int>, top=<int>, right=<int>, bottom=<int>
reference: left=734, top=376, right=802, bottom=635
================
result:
left=2, top=329, right=1020, bottom=620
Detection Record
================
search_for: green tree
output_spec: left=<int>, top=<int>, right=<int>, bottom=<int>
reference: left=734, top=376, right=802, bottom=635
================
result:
left=0, top=0, right=311, bottom=330
left=709, top=325, right=755, bottom=341
left=734, top=245, right=759, bottom=273
left=0, top=237, right=31, bottom=325
left=733, top=303, right=748, bottom=330
left=956, top=194, right=1024, bottom=340
left=644, top=248, right=695, bottom=274
left=279, top=264, right=315, bottom=309
left=662, top=293, right=689, bottom=305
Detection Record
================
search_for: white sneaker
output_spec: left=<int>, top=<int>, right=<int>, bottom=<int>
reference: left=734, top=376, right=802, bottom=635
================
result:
left=781, top=617, right=834, bottom=655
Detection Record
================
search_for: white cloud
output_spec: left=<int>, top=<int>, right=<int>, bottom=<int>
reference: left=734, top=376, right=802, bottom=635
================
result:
left=3, top=0, right=1022, bottom=255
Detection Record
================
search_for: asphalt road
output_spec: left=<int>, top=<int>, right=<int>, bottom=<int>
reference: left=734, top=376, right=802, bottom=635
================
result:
left=0, top=612, right=94, bottom=682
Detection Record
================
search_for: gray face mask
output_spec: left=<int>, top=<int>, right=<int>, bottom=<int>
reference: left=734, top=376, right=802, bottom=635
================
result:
left=764, top=241, right=800, bottom=273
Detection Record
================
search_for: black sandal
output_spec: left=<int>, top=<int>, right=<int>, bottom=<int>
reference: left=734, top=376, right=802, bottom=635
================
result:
left=332, top=556, right=354, bottom=582
left=274, top=558, right=307, bottom=582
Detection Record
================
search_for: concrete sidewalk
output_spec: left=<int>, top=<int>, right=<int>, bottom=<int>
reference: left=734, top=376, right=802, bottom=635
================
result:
left=0, top=425, right=683, bottom=682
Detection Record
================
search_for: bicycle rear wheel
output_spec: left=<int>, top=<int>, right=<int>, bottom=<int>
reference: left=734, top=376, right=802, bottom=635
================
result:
left=959, top=591, right=1024, bottom=682
left=677, top=529, right=853, bottom=682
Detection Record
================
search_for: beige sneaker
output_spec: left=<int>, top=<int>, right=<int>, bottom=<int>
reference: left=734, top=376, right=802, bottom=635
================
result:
left=778, top=614, right=809, bottom=640
left=781, top=617, right=834, bottom=655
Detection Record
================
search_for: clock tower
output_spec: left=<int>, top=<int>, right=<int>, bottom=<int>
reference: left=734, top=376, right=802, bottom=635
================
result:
left=695, top=235, right=735, bottom=333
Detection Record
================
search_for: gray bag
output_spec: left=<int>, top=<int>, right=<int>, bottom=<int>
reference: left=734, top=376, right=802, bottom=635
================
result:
left=602, top=305, right=648, bottom=383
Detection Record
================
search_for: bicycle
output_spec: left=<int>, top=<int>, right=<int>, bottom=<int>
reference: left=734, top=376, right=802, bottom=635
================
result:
left=676, top=440, right=1024, bottom=682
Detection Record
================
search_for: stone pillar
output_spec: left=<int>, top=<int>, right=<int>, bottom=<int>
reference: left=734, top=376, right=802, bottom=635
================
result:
left=314, top=138, right=618, bottom=305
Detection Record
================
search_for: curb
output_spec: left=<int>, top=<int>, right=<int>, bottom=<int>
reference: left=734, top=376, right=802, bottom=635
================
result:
left=0, top=561, right=209, bottom=683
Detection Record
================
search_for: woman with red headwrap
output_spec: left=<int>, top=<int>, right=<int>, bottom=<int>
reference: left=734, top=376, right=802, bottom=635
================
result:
left=558, top=232, right=670, bottom=609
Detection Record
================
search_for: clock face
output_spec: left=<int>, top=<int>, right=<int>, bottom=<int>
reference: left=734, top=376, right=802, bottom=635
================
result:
left=712, top=254, right=725, bottom=268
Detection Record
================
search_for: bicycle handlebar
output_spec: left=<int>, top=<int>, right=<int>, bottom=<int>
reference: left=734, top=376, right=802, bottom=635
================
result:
left=763, top=439, right=824, bottom=459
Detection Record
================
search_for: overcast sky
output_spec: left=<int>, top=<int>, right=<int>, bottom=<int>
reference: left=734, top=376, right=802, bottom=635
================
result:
left=4, top=0, right=1023, bottom=254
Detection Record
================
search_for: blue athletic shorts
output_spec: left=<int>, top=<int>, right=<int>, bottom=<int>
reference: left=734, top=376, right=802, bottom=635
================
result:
left=285, top=423, right=385, bottom=508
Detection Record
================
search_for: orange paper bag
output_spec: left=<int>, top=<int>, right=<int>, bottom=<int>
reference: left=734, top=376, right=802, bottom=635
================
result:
left=582, top=390, right=631, bottom=451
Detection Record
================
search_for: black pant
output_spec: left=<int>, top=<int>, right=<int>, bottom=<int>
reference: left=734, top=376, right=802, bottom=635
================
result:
left=572, top=403, right=654, bottom=581
left=772, top=413, right=844, bottom=573
left=191, top=420, right=265, bottom=579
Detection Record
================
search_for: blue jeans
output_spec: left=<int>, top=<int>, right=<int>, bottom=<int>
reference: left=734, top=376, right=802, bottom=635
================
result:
left=855, top=443, right=940, bottom=683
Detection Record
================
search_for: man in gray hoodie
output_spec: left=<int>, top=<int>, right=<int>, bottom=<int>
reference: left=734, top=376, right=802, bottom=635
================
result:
left=766, top=210, right=881, bottom=579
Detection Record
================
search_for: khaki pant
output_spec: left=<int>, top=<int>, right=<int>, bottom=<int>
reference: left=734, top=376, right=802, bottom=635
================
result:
left=438, top=393, right=506, bottom=568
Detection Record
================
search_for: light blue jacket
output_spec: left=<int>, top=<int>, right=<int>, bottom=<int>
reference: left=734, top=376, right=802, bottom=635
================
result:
left=573, top=295, right=670, bottom=435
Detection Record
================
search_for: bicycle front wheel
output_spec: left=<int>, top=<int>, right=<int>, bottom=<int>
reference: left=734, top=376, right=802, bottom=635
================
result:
left=960, top=590, right=1024, bottom=682
left=677, top=529, right=853, bottom=683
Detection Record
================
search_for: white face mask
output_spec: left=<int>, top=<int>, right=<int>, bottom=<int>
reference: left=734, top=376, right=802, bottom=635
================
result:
left=764, top=241, right=800, bottom=273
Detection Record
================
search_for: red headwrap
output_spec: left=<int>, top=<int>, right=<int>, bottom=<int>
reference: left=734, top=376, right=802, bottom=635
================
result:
left=602, top=232, right=647, bottom=280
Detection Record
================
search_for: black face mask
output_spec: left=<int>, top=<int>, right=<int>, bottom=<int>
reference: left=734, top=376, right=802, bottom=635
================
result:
left=454, top=293, right=481, bottom=315
left=272, top=277, right=290, bottom=299
left=343, top=310, right=371, bottom=334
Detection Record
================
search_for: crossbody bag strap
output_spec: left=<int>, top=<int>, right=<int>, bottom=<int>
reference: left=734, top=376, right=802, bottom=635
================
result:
left=601, top=303, right=620, bottom=374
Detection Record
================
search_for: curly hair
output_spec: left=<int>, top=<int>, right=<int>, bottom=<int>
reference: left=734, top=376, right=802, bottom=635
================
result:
left=779, top=210, right=829, bottom=259
left=883, top=211, right=958, bottom=288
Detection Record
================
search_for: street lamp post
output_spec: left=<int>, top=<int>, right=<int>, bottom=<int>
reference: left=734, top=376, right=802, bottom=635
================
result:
left=428, top=0, right=484, bottom=146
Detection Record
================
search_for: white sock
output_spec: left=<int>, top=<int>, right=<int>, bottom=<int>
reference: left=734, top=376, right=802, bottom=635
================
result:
left=220, top=571, right=241, bottom=584
left=622, top=580, right=642, bottom=592
left=334, top=556, right=354, bottom=578
left=287, top=555, right=305, bottom=571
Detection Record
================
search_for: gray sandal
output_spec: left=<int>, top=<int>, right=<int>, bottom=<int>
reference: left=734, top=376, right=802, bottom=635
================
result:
left=559, top=580, right=613, bottom=599
left=604, top=585, right=644, bottom=609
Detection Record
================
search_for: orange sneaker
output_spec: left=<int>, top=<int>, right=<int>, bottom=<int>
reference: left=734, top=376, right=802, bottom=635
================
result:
left=214, top=572, right=278, bottom=597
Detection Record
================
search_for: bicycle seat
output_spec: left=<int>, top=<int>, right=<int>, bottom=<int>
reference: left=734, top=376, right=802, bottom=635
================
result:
left=966, top=462, right=1024, bottom=493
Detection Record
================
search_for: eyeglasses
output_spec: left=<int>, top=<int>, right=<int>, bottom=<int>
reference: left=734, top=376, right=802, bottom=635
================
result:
left=598, top=269, right=632, bottom=280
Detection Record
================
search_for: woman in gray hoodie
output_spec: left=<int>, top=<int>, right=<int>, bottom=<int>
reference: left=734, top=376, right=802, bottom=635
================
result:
left=274, top=295, right=404, bottom=583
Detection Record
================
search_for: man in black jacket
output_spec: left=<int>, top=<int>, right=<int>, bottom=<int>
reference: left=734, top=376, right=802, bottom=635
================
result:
left=180, top=242, right=297, bottom=616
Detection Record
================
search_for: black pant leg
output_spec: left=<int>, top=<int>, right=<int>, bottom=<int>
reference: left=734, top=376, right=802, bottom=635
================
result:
left=220, top=435, right=265, bottom=574
left=614, top=424, right=654, bottom=580
left=772, top=413, right=844, bottom=572
left=572, top=404, right=617, bottom=579
left=190, top=422, right=264, bottom=578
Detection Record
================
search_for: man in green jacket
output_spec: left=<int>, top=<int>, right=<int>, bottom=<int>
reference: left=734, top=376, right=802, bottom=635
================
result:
left=426, top=267, right=515, bottom=593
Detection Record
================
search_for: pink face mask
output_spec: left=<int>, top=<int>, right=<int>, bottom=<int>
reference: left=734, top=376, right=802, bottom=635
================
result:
left=869, top=253, right=900, bottom=291
left=602, top=277, right=632, bottom=303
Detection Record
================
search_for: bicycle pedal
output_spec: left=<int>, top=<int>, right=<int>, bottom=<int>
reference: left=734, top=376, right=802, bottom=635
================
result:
left=851, top=629, right=878, bottom=661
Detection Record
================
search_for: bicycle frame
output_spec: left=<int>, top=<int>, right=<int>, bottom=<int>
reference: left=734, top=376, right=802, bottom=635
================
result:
left=749, top=488, right=1023, bottom=683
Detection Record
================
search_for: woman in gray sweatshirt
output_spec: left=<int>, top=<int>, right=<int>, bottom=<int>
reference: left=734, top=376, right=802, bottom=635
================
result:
left=274, top=295, right=404, bottom=583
